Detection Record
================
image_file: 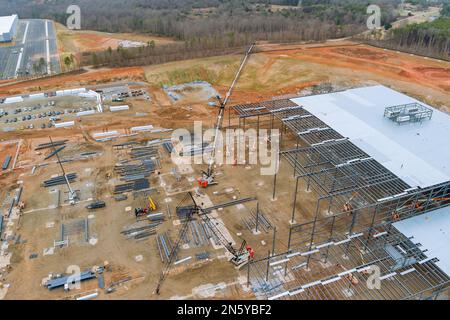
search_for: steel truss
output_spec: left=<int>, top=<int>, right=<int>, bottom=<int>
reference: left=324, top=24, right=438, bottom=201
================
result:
left=248, top=224, right=449, bottom=300
left=232, top=98, right=450, bottom=300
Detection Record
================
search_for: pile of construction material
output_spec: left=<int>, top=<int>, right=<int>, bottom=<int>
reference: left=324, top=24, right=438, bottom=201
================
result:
left=121, top=222, right=160, bottom=240
left=163, top=141, right=174, bottom=154
left=35, top=140, right=68, bottom=151
left=156, top=233, right=174, bottom=263
left=147, top=212, right=165, bottom=222
left=183, top=220, right=211, bottom=247
left=45, top=270, right=96, bottom=290
left=115, top=160, right=156, bottom=181
left=176, top=205, right=196, bottom=220
left=129, top=146, right=159, bottom=159
left=114, top=145, right=160, bottom=181
left=113, top=179, right=150, bottom=194
left=241, top=208, right=273, bottom=233
left=2, top=155, right=12, bottom=170
left=42, top=173, right=77, bottom=187
left=44, top=146, right=66, bottom=160
left=86, top=200, right=106, bottom=210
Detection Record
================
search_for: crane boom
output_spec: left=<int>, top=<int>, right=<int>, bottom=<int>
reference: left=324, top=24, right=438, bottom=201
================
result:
left=199, top=43, right=255, bottom=188
left=154, top=192, right=253, bottom=294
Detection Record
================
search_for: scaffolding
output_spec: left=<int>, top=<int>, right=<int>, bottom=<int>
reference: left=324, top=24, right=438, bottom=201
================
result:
left=232, top=97, right=450, bottom=300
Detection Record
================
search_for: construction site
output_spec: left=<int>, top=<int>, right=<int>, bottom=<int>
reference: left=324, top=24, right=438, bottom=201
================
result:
left=0, top=41, right=449, bottom=301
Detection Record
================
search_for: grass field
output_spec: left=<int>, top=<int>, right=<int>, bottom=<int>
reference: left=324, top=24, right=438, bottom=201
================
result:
left=143, top=42, right=450, bottom=110
left=55, top=23, right=179, bottom=70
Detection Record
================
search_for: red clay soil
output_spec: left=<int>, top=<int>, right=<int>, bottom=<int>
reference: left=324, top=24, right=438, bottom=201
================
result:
left=0, top=67, right=145, bottom=96
left=265, top=44, right=450, bottom=93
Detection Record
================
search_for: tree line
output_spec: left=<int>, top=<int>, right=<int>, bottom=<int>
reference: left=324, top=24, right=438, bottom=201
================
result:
left=359, top=5, right=450, bottom=61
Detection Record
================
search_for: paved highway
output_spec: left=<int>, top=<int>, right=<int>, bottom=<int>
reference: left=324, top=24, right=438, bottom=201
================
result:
left=0, top=19, right=60, bottom=80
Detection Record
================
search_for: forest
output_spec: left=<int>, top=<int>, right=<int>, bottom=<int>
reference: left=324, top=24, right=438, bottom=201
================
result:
left=1, top=0, right=399, bottom=42
left=362, top=4, right=449, bottom=60
left=1, top=0, right=447, bottom=65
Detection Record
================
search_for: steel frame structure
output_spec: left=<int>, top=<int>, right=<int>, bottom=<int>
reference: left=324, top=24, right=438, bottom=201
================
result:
left=232, top=98, right=450, bottom=300
left=248, top=223, right=449, bottom=300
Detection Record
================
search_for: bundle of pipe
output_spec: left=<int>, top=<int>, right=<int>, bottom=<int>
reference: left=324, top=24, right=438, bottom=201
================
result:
left=2, top=155, right=12, bottom=170
left=129, top=146, right=159, bottom=159
left=113, top=179, right=149, bottom=193
left=147, top=212, right=165, bottom=222
left=35, top=140, right=68, bottom=151
left=42, top=173, right=77, bottom=187
left=163, top=142, right=174, bottom=154
left=80, top=151, right=98, bottom=157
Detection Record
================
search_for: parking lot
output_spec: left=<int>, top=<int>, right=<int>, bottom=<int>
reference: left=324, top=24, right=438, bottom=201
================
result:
left=0, top=19, right=60, bottom=80
left=0, top=95, right=98, bottom=132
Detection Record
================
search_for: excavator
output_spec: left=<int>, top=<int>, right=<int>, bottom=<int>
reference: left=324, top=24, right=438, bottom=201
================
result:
left=198, top=43, right=255, bottom=188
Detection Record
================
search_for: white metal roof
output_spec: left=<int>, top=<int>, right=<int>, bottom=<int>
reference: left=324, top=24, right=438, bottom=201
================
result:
left=290, top=85, right=450, bottom=188
left=0, top=14, right=18, bottom=34
left=393, top=207, right=450, bottom=276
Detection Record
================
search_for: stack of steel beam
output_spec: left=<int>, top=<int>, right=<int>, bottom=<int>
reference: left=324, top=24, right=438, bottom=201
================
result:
left=46, top=270, right=96, bottom=290
left=147, top=212, right=165, bottom=222
left=242, top=208, right=273, bottom=233
left=115, top=159, right=156, bottom=180
left=2, top=155, right=11, bottom=170
left=114, top=194, right=128, bottom=201
left=121, top=223, right=159, bottom=240
left=35, top=140, right=68, bottom=151
left=86, top=200, right=106, bottom=210
left=163, top=141, right=174, bottom=154
left=156, top=232, right=174, bottom=263
left=113, top=179, right=149, bottom=193
left=42, top=173, right=77, bottom=187
left=44, top=146, right=66, bottom=160
left=129, top=146, right=159, bottom=159
left=188, top=220, right=210, bottom=247
left=176, top=205, right=196, bottom=220
left=196, top=252, right=210, bottom=260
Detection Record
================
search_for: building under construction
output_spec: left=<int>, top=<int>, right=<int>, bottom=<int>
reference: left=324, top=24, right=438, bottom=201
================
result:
left=232, top=85, right=450, bottom=300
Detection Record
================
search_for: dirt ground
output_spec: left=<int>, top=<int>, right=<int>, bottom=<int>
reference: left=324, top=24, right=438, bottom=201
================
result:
left=0, top=39, right=449, bottom=300
left=55, top=23, right=178, bottom=70
left=1, top=126, right=317, bottom=300
left=2, top=40, right=448, bottom=112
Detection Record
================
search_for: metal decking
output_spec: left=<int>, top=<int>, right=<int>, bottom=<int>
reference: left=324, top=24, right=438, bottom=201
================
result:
left=232, top=87, right=450, bottom=300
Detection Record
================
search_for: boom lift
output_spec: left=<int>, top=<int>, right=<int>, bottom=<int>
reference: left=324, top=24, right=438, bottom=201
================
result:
left=155, top=191, right=254, bottom=295
left=198, top=43, right=255, bottom=188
